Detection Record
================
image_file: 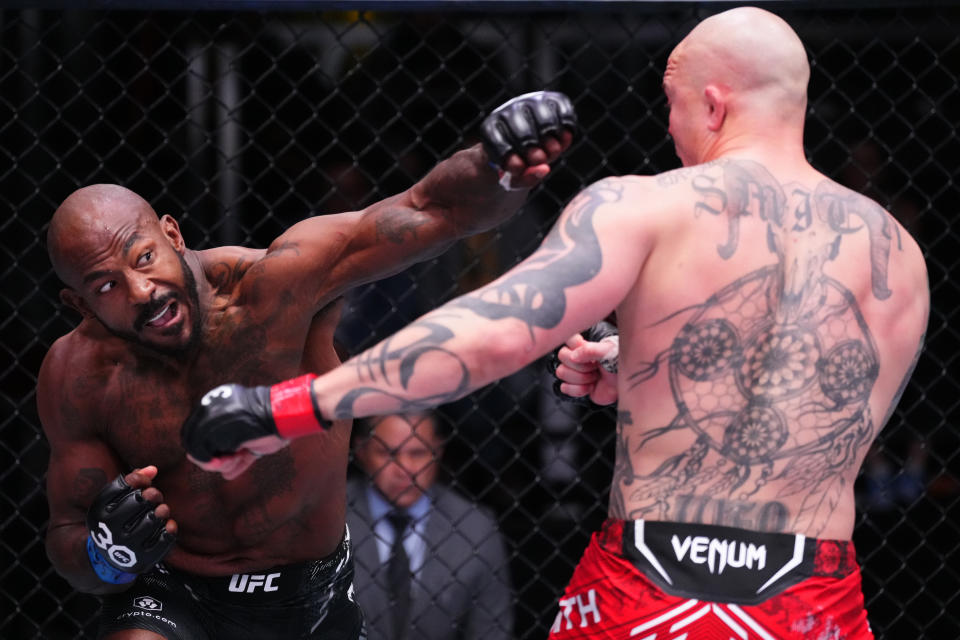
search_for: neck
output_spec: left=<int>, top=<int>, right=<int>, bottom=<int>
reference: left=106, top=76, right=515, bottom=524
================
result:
left=700, top=129, right=807, bottom=168
left=183, top=249, right=214, bottom=313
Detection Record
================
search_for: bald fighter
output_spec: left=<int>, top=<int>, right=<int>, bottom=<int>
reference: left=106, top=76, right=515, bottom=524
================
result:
left=184, top=8, right=928, bottom=639
left=37, top=92, right=575, bottom=639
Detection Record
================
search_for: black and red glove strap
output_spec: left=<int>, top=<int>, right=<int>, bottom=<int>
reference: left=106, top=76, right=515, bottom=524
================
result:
left=270, top=374, right=332, bottom=439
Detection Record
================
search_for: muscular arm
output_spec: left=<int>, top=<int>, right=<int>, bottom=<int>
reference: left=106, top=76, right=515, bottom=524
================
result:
left=310, top=177, right=648, bottom=421
left=38, top=345, right=127, bottom=594
left=244, top=141, right=566, bottom=312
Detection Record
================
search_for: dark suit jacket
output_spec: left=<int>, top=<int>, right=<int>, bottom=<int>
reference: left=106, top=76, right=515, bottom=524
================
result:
left=347, top=477, right=514, bottom=640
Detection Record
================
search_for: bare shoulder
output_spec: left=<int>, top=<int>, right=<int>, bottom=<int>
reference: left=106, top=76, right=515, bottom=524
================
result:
left=37, top=328, right=112, bottom=438
left=817, top=179, right=928, bottom=289
left=574, top=175, right=663, bottom=210
left=198, top=246, right=267, bottom=294
left=573, top=171, right=690, bottom=225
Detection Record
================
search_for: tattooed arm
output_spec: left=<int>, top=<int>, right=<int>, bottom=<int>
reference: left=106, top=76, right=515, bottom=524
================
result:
left=181, top=177, right=657, bottom=475
left=310, top=177, right=648, bottom=420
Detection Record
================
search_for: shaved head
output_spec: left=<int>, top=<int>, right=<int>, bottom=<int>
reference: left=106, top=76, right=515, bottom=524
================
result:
left=47, top=184, right=201, bottom=354
left=671, top=7, right=809, bottom=119
left=48, top=184, right=160, bottom=285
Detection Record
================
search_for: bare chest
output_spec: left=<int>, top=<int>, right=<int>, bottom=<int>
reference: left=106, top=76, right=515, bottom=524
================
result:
left=99, top=311, right=308, bottom=469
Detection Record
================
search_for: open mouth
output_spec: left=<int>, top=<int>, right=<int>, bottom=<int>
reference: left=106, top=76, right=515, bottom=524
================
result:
left=143, top=300, right=181, bottom=330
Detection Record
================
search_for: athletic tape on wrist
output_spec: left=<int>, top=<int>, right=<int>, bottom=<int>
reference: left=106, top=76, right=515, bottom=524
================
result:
left=270, top=374, right=332, bottom=439
left=498, top=170, right=527, bottom=192
left=86, top=536, right=136, bottom=584
left=599, top=335, right=619, bottom=373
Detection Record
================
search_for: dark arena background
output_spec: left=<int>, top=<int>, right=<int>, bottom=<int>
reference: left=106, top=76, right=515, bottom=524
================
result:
left=2, top=1, right=958, bottom=638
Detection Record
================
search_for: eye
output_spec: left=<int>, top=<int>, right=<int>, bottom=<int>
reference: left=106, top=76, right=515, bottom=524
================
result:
left=137, top=250, right=153, bottom=266
left=96, top=281, right=117, bottom=295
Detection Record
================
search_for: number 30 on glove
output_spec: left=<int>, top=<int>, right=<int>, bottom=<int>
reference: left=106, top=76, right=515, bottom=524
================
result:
left=85, top=475, right=175, bottom=584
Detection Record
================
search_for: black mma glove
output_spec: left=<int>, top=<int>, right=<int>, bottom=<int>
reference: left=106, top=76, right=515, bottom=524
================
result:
left=480, top=90, right=578, bottom=171
left=85, top=475, right=175, bottom=584
left=549, top=321, right=620, bottom=404
left=582, top=320, right=620, bottom=374
left=181, top=374, right=330, bottom=463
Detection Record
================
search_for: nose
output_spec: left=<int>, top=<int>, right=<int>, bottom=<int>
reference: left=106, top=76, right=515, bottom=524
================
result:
left=385, top=458, right=413, bottom=480
left=127, top=271, right=156, bottom=303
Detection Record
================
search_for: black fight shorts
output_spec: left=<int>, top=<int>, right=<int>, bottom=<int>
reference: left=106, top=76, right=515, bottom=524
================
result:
left=97, top=527, right=365, bottom=640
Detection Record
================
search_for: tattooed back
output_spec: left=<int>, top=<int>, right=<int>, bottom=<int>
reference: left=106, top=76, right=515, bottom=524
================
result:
left=608, top=157, right=928, bottom=539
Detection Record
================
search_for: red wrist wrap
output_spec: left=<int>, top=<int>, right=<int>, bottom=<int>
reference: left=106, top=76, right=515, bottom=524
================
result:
left=270, top=374, right=330, bottom=439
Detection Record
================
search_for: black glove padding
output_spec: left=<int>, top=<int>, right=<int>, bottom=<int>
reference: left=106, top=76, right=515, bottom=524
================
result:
left=582, top=320, right=618, bottom=344
left=582, top=320, right=619, bottom=374
left=480, top=91, right=577, bottom=169
left=181, top=383, right=276, bottom=463
left=86, top=475, right=175, bottom=573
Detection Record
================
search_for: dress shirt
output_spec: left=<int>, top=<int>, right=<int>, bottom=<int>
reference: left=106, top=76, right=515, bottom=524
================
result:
left=365, top=487, right=431, bottom=576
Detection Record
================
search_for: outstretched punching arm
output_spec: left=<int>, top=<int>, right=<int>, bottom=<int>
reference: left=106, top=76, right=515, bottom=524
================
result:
left=183, top=178, right=651, bottom=478
left=241, top=92, right=577, bottom=311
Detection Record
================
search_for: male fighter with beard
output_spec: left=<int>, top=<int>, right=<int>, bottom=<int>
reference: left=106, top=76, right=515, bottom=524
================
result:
left=37, top=91, right=575, bottom=639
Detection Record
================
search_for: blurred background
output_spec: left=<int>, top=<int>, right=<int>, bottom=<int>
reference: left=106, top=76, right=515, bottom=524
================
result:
left=1, top=2, right=957, bottom=638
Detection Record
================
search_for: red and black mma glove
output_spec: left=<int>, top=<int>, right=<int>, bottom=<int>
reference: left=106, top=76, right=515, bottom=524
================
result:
left=480, top=90, right=578, bottom=186
left=180, top=374, right=331, bottom=463
left=85, top=475, right=176, bottom=584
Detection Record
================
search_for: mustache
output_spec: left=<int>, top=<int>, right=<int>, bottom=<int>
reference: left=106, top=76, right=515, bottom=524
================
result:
left=134, top=292, right=177, bottom=332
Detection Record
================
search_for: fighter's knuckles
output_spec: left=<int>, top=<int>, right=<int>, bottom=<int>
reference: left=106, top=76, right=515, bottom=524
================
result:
left=140, top=487, right=163, bottom=504
left=502, top=153, right=526, bottom=175
left=481, top=91, right=577, bottom=168
left=564, top=334, right=586, bottom=350
left=591, top=388, right=618, bottom=406
left=560, top=383, right=590, bottom=397
left=123, top=471, right=150, bottom=489
left=559, top=360, right=594, bottom=376
left=524, top=146, right=549, bottom=166
left=541, top=136, right=564, bottom=160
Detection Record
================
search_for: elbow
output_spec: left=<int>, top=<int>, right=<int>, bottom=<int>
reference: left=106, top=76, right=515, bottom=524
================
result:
left=466, top=323, right=536, bottom=385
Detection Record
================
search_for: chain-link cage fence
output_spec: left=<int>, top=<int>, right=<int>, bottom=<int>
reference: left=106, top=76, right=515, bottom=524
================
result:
left=1, top=2, right=957, bottom=639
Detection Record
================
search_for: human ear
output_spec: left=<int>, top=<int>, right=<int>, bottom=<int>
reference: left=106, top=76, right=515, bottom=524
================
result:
left=60, top=288, right=94, bottom=318
left=704, top=84, right=727, bottom=131
left=159, top=215, right=186, bottom=253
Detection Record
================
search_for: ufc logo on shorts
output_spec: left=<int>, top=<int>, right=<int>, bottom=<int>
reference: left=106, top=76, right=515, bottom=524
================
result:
left=228, top=572, right=281, bottom=593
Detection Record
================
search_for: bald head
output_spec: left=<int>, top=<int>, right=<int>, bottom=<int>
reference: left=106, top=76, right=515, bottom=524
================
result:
left=48, top=184, right=160, bottom=284
left=672, top=7, right=809, bottom=119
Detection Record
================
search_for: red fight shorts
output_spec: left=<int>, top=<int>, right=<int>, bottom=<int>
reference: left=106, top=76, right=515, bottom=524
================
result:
left=550, top=520, right=873, bottom=639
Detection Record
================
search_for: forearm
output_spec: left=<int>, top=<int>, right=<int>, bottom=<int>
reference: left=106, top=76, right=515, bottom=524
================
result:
left=46, top=523, right=129, bottom=595
left=312, top=306, right=534, bottom=421
left=411, top=144, right=530, bottom=237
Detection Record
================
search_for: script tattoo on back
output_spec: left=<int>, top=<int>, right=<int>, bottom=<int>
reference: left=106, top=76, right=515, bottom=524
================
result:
left=333, top=181, right=618, bottom=418
left=616, top=159, right=908, bottom=534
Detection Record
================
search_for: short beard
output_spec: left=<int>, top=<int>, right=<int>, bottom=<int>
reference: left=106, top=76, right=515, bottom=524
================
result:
left=103, top=252, right=203, bottom=356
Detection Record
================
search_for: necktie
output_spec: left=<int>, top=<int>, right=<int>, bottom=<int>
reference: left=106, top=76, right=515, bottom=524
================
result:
left=386, top=511, right=412, bottom=639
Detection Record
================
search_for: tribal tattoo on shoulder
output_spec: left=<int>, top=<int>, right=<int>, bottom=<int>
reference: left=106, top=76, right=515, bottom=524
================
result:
left=333, top=180, right=622, bottom=419
left=615, top=159, right=910, bottom=535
